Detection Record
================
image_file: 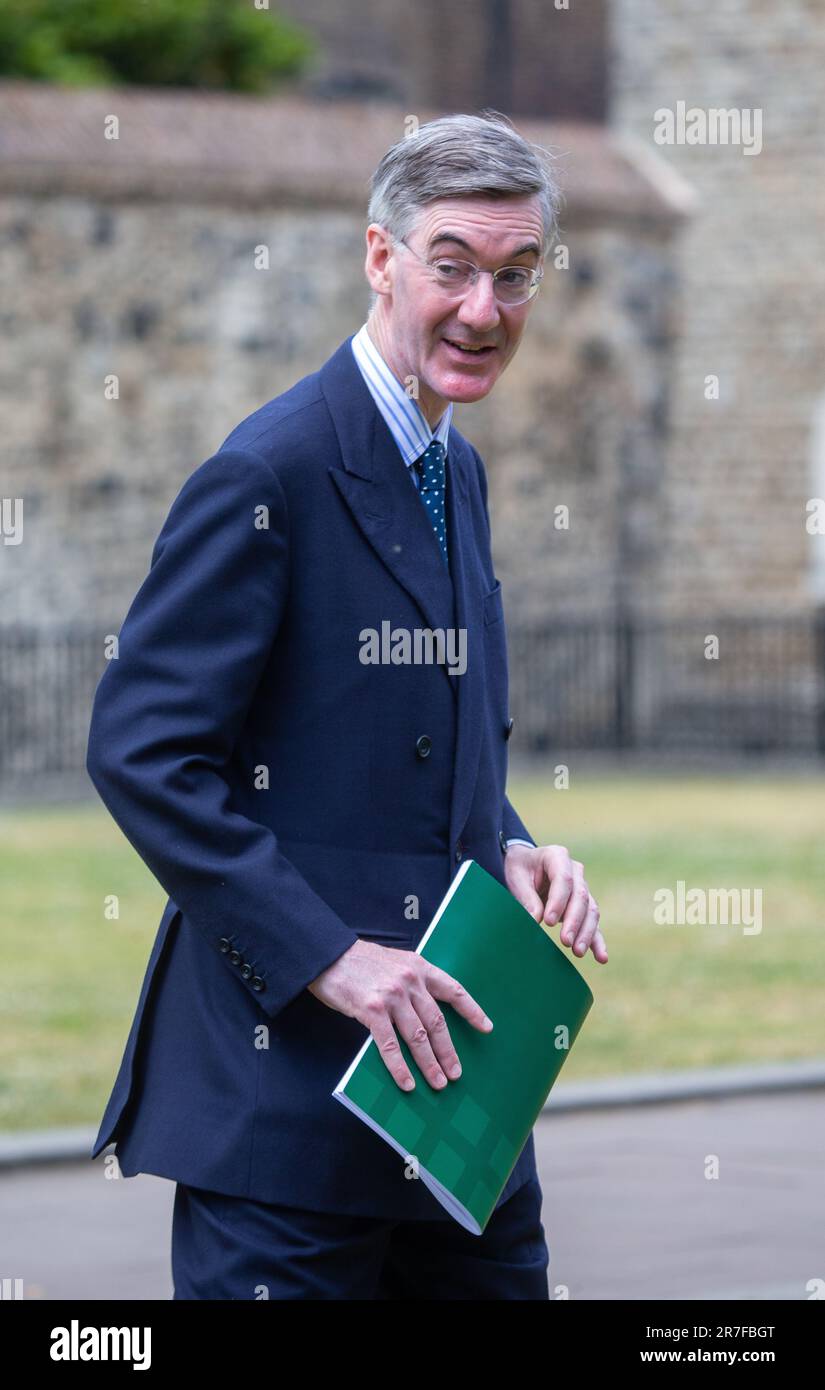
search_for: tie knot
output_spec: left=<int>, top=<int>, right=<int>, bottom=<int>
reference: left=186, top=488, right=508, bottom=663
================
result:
left=416, top=439, right=446, bottom=494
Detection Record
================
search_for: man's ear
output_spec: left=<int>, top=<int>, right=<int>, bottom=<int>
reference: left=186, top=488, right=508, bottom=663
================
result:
left=365, top=224, right=394, bottom=297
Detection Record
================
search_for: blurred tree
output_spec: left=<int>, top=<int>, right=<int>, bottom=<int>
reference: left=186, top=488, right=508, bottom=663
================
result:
left=0, top=0, right=315, bottom=92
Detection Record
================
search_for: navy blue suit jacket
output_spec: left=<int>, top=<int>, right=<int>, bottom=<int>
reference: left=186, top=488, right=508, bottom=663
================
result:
left=87, top=333, right=539, bottom=1218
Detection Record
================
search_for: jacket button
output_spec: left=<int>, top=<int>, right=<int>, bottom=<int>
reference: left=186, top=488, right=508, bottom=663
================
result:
left=218, top=937, right=232, bottom=954
left=251, top=976, right=266, bottom=992
left=415, top=734, right=432, bottom=759
left=228, top=949, right=242, bottom=966
left=499, top=830, right=508, bottom=855
left=455, top=840, right=464, bottom=862
left=240, top=962, right=253, bottom=980
left=504, top=717, right=514, bottom=741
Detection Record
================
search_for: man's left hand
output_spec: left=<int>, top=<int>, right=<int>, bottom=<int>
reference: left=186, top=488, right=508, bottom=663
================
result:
left=503, top=843, right=608, bottom=964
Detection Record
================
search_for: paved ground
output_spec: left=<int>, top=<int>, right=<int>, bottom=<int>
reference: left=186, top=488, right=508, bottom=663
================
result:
left=2, top=1090, right=821, bottom=1300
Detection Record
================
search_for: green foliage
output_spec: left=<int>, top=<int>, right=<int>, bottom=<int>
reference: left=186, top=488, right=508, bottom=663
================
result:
left=0, top=0, right=314, bottom=92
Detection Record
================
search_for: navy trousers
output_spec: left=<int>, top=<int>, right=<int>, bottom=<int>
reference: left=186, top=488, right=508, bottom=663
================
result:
left=171, top=1174, right=550, bottom=1300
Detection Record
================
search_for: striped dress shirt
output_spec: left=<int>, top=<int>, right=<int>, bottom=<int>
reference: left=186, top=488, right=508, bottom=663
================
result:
left=350, top=322, right=452, bottom=489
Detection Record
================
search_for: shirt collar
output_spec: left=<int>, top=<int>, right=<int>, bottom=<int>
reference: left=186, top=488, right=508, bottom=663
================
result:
left=350, top=321, right=452, bottom=467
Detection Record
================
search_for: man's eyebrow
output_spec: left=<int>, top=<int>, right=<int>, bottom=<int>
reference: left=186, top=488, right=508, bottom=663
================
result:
left=427, top=233, right=541, bottom=260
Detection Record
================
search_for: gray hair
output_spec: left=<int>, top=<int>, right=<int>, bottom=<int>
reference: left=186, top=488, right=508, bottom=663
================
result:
left=367, top=110, right=564, bottom=266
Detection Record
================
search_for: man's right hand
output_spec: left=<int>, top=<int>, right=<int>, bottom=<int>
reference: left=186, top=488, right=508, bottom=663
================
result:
left=307, top=939, right=493, bottom=1092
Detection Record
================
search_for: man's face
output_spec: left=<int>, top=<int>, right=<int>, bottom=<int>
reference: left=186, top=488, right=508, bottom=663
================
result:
left=365, top=194, right=545, bottom=419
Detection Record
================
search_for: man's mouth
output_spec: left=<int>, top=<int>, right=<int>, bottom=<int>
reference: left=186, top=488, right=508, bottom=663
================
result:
left=442, top=337, right=497, bottom=360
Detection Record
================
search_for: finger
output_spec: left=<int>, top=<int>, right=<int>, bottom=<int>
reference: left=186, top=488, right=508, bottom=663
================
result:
left=426, top=965, right=494, bottom=1032
left=590, top=926, right=609, bottom=963
left=570, top=897, right=600, bottom=958
left=391, top=999, right=449, bottom=1090
left=558, top=872, right=591, bottom=941
left=539, top=847, right=575, bottom=926
left=411, top=988, right=463, bottom=1080
left=364, top=1005, right=417, bottom=1091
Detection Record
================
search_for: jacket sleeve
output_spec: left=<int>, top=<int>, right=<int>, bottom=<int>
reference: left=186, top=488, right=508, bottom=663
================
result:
left=85, top=447, right=360, bottom=1020
left=502, top=796, right=537, bottom=848
left=468, top=443, right=538, bottom=853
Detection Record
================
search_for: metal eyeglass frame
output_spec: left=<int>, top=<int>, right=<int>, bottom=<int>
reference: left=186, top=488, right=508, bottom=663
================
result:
left=392, top=236, right=544, bottom=306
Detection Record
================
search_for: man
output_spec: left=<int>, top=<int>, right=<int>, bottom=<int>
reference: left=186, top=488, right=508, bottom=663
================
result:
left=87, top=111, right=607, bottom=1301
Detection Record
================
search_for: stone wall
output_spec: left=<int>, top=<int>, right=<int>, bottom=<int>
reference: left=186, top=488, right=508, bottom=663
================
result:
left=610, top=0, right=825, bottom=615
left=0, top=82, right=685, bottom=636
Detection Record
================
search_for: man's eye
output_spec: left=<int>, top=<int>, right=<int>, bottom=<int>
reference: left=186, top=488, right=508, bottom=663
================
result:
left=433, top=261, right=462, bottom=276
left=499, top=269, right=529, bottom=286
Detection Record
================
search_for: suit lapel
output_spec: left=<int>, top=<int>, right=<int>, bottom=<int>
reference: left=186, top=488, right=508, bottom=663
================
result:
left=320, top=336, right=486, bottom=839
left=443, top=429, right=486, bottom=851
left=322, top=338, right=457, bottom=684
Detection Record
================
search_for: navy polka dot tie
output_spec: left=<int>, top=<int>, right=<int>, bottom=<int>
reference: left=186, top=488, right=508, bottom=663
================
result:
left=415, top=439, right=449, bottom=569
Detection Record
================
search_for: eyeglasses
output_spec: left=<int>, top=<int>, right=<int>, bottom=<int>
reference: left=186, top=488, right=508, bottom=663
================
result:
left=393, top=237, right=543, bottom=306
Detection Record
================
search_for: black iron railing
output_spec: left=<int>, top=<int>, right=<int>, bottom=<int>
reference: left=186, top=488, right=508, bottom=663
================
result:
left=1, top=614, right=824, bottom=794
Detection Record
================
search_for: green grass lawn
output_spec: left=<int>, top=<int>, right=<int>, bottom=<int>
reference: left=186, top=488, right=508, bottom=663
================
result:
left=509, top=770, right=825, bottom=1074
left=1, top=773, right=823, bottom=1132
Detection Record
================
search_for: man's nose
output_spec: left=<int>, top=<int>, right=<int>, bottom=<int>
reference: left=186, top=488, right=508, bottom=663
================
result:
left=456, top=271, right=501, bottom=332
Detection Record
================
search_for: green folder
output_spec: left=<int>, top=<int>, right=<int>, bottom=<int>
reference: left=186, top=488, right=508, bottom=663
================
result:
left=333, top=858, right=595, bottom=1235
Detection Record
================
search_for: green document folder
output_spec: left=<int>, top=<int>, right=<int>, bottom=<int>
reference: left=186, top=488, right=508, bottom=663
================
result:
left=333, top=858, right=595, bottom=1235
